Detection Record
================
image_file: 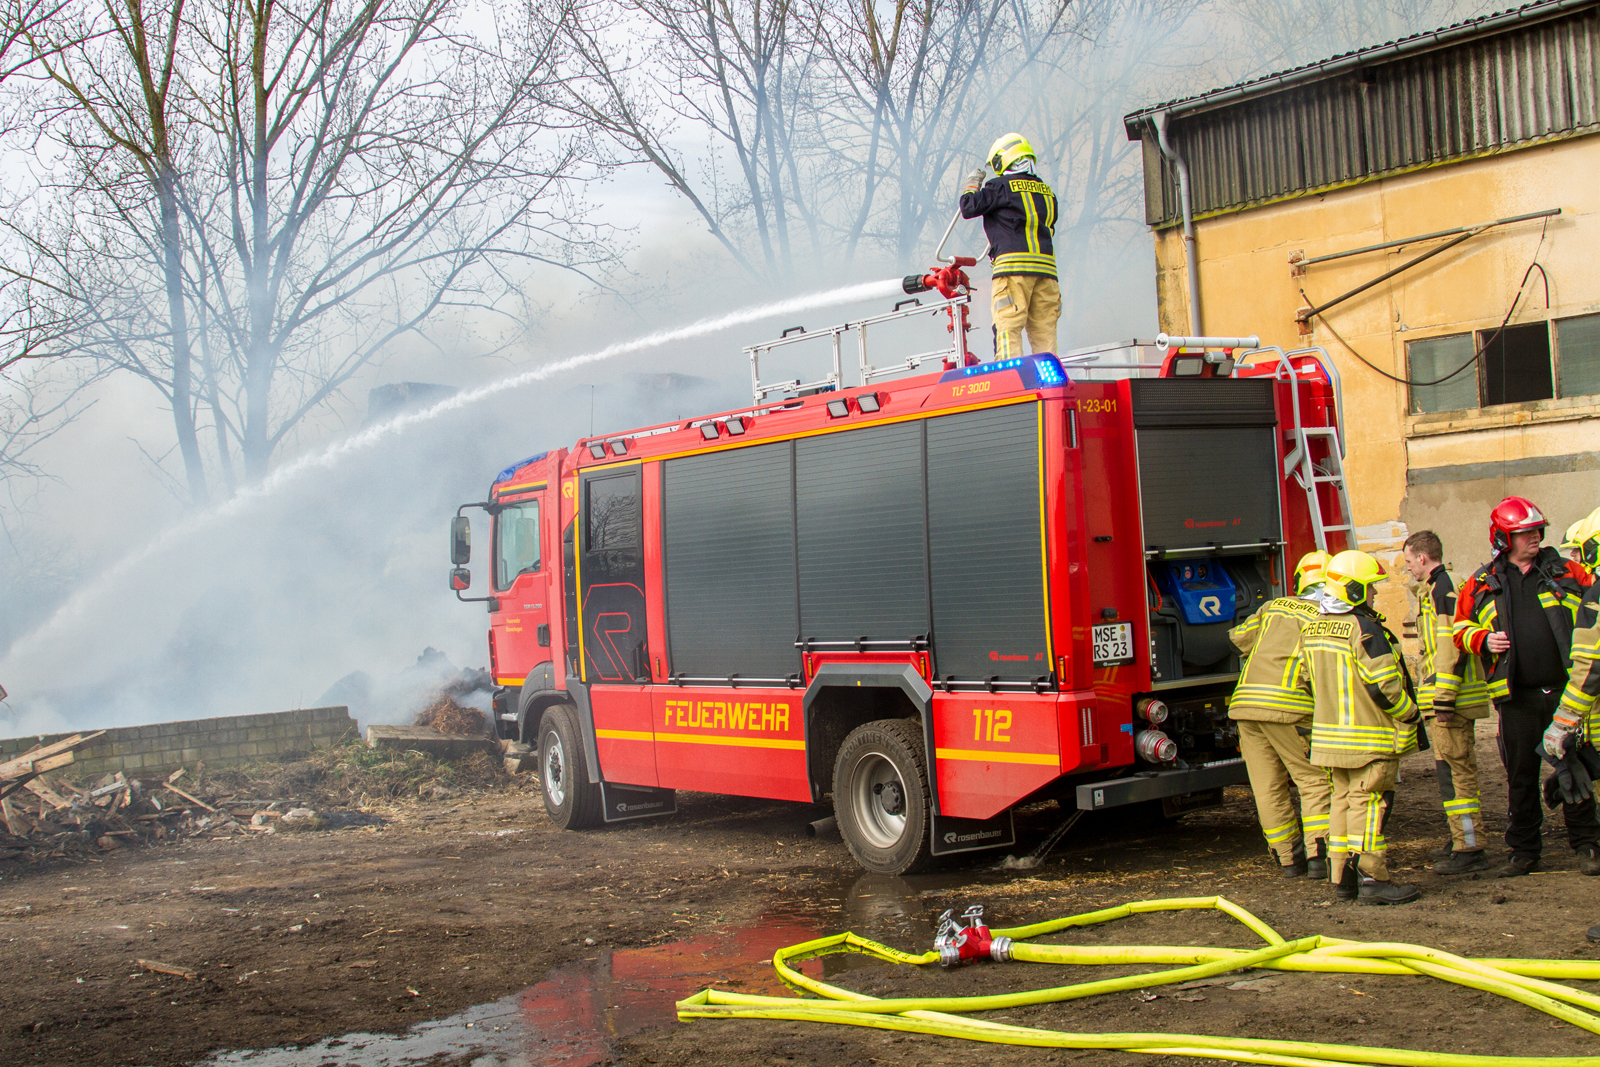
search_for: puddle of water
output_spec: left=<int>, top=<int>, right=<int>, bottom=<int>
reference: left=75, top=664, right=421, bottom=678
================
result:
left=197, top=872, right=950, bottom=1067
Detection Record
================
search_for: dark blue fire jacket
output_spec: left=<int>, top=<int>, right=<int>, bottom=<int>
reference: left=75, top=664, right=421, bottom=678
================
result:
left=958, top=169, right=1058, bottom=279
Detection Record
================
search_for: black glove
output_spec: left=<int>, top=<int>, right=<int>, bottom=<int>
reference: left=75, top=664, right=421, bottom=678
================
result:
left=1541, top=748, right=1595, bottom=808
left=1576, top=741, right=1600, bottom=781
left=1416, top=719, right=1431, bottom=752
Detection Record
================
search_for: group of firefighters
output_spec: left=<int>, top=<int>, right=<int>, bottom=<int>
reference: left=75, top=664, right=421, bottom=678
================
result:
left=957, top=135, right=1600, bottom=923
left=1229, top=496, right=1600, bottom=929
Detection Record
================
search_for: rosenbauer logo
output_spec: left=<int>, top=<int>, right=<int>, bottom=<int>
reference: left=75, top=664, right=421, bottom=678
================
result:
left=943, top=828, right=1004, bottom=845
left=616, top=800, right=668, bottom=814
left=1184, top=517, right=1242, bottom=529
left=989, top=651, right=1045, bottom=662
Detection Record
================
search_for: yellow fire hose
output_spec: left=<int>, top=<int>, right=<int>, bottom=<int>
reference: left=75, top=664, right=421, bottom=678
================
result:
left=676, top=896, right=1600, bottom=1066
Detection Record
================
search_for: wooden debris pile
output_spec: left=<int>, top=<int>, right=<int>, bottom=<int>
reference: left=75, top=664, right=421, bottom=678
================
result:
left=0, top=735, right=313, bottom=861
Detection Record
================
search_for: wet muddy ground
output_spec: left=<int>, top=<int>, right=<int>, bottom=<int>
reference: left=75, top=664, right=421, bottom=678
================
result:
left=4, top=720, right=1599, bottom=1066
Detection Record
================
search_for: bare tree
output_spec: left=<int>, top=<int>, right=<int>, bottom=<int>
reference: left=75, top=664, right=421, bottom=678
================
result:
left=4, top=0, right=615, bottom=501
left=561, top=0, right=822, bottom=280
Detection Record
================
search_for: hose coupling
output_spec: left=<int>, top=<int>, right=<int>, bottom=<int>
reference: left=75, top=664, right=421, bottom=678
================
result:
left=989, top=936, right=1014, bottom=963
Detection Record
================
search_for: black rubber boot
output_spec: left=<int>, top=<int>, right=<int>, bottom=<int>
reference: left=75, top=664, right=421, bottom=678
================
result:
left=1306, top=839, right=1329, bottom=881
left=1432, top=849, right=1488, bottom=875
left=1335, top=857, right=1360, bottom=901
left=1281, top=841, right=1308, bottom=878
left=1358, top=876, right=1420, bottom=905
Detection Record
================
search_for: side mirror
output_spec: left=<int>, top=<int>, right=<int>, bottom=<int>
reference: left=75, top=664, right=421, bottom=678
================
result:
left=449, top=566, right=471, bottom=592
left=450, top=515, right=471, bottom=565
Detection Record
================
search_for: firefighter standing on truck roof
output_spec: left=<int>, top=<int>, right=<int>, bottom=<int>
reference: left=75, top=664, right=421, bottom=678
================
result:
left=959, top=133, right=1060, bottom=360
left=1453, top=496, right=1599, bottom=878
left=1227, top=551, right=1334, bottom=879
left=1402, top=529, right=1491, bottom=875
left=1298, top=550, right=1422, bottom=905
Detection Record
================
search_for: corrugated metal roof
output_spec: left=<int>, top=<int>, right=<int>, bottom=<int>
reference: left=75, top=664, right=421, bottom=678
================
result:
left=1127, top=0, right=1600, bottom=227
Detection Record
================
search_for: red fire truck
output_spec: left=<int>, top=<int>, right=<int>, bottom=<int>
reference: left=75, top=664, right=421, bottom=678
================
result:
left=448, top=289, right=1350, bottom=875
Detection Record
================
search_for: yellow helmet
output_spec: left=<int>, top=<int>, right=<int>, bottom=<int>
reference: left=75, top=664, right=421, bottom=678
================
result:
left=1294, top=550, right=1330, bottom=594
left=1565, top=507, right=1600, bottom=567
left=1324, top=550, right=1386, bottom=608
left=987, top=132, right=1036, bottom=174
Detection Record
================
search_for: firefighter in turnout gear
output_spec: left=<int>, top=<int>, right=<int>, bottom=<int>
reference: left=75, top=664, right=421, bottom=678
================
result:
left=959, top=133, right=1061, bottom=360
left=1298, top=550, right=1422, bottom=905
left=1453, top=496, right=1598, bottom=877
left=1402, top=530, right=1490, bottom=875
left=1228, top=551, right=1333, bottom=878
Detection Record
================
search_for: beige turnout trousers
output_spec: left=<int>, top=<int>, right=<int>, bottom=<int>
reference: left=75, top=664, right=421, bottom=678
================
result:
left=1426, top=715, right=1483, bottom=852
left=1328, top=758, right=1399, bottom=883
left=992, top=275, right=1061, bottom=358
left=1236, top=718, right=1332, bottom=865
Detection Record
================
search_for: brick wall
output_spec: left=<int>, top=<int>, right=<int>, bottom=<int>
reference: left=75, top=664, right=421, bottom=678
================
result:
left=0, top=706, right=358, bottom=780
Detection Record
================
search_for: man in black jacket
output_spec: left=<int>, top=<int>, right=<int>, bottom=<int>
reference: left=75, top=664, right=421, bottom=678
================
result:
left=1455, top=496, right=1598, bottom=876
left=958, top=133, right=1060, bottom=360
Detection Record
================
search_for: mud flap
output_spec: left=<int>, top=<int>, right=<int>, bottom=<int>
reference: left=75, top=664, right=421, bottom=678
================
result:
left=600, top=782, right=676, bottom=823
left=930, top=810, right=1015, bottom=857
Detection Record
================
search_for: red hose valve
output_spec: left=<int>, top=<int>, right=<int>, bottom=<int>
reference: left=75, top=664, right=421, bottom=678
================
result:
left=902, top=258, right=975, bottom=300
left=933, top=904, right=1012, bottom=967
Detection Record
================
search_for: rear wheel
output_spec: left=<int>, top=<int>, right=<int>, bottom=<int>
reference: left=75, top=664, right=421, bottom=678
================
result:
left=538, top=704, right=602, bottom=829
left=833, top=718, right=933, bottom=875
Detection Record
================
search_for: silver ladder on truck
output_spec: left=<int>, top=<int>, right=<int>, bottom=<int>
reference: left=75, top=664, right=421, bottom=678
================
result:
left=1257, top=345, right=1353, bottom=554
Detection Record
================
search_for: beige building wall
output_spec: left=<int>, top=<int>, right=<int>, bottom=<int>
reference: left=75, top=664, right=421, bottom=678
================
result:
left=1153, top=133, right=1600, bottom=617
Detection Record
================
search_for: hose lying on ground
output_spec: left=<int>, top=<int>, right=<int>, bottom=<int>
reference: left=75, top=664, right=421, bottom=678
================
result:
left=676, top=896, right=1600, bottom=1067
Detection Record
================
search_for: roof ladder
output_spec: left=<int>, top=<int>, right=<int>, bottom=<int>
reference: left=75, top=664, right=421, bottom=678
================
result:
left=1295, top=425, right=1353, bottom=553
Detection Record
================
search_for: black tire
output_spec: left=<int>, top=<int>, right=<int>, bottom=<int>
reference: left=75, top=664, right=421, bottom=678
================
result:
left=538, top=704, right=602, bottom=830
left=832, top=718, right=934, bottom=875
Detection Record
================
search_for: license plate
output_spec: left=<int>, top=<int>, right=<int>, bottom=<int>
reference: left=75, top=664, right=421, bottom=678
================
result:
left=1092, top=622, right=1134, bottom=666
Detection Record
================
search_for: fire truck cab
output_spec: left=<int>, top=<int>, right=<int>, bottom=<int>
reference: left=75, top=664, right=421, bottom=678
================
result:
left=450, top=306, right=1349, bottom=875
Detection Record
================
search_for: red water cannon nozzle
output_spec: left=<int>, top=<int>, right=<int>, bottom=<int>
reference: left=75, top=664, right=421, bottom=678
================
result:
left=902, top=257, right=975, bottom=300
left=933, top=904, right=1013, bottom=967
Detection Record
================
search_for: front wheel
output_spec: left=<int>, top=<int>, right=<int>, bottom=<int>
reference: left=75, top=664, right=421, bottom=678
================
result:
left=833, top=718, right=933, bottom=875
left=538, top=704, right=602, bottom=830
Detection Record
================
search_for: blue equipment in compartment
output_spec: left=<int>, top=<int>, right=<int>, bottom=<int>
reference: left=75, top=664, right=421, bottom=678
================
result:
left=1162, top=560, right=1237, bottom=626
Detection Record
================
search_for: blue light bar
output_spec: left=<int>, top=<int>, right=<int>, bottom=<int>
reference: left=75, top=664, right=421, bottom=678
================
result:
left=494, top=452, right=549, bottom=483
left=937, top=354, right=1067, bottom=390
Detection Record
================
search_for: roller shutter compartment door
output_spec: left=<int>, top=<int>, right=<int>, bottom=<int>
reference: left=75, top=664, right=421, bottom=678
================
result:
left=662, top=442, right=798, bottom=680
left=796, top=422, right=928, bottom=643
left=1129, top=379, right=1281, bottom=554
left=926, top=403, right=1048, bottom=680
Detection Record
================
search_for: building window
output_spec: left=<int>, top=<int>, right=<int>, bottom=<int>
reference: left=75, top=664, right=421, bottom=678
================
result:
left=1557, top=313, right=1600, bottom=399
left=1409, top=315, right=1600, bottom=415
left=1408, top=334, right=1477, bottom=414
left=1481, top=322, right=1552, bottom=406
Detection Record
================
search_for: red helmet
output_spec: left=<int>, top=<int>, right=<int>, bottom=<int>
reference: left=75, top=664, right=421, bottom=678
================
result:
left=1490, top=496, right=1547, bottom=553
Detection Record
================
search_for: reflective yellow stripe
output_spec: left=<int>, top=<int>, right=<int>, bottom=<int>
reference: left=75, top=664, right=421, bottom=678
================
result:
left=935, top=747, right=1059, bottom=766
left=652, top=731, right=805, bottom=750
left=595, top=729, right=654, bottom=743
left=495, top=677, right=525, bottom=687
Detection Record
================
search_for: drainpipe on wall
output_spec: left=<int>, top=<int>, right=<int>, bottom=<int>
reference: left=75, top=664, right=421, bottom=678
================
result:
left=1153, top=111, right=1202, bottom=338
